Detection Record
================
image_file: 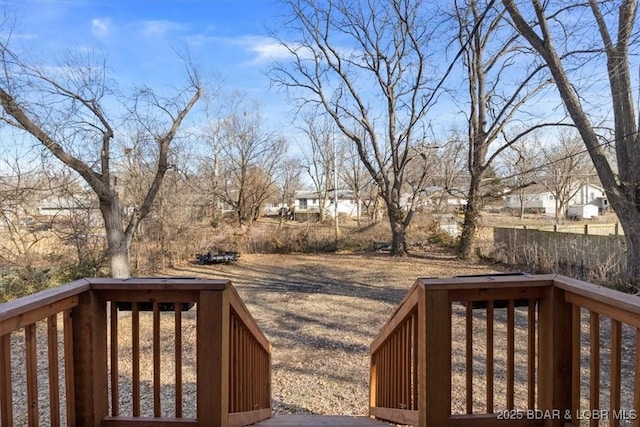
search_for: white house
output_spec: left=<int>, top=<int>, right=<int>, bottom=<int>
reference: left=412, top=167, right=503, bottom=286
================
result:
left=504, top=183, right=607, bottom=215
left=293, top=190, right=360, bottom=219
left=420, top=186, right=468, bottom=208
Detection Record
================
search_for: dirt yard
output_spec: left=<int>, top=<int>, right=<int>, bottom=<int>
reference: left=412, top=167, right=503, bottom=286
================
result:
left=168, top=250, right=499, bottom=416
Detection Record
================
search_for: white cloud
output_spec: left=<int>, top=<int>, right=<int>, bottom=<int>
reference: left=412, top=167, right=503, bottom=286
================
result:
left=245, top=37, right=292, bottom=63
left=91, top=18, right=110, bottom=37
left=139, top=20, right=188, bottom=38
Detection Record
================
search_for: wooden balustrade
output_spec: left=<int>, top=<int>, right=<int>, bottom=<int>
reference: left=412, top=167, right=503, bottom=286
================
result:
left=370, top=274, right=640, bottom=426
left=553, top=275, right=640, bottom=427
left=0, top=278, right=89, bottom=427
left=0, top=277, right=271, bottom=427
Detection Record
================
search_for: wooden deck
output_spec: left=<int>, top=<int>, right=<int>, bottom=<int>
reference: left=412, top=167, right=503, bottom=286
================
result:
left=251, top=415, right=394, bottom=426
left=2, top=274, right=640, bottom=426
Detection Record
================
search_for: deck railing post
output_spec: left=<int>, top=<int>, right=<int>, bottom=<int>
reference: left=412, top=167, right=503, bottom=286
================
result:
left=419, top=285, right=451, bottom=426
left=369, top=353, right=377, bottom=411
left=71, top=290, right=108, bottom=427
left=538, top=283, right=573, bottom=427
left=197, top=289, right=230, bottom=427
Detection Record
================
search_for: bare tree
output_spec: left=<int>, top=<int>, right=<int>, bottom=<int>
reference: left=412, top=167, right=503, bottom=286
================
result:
left=270, top=0, right=442, bottom=255
left=299, top=113, right=334, bottom=222
left=498, top=135, right=541, bottom=219
left=0, top=159, right=47, bottom=271
left=212, top=95, right=284, bottom=228
left=538, top=131, right=591, bottom=222
left=453, top=0, right=554, bottom=259
left=0, top=41, right=202, bottom=278
left=274, top=155, right=302, bottom=225
left=339, top=138, right=370, bottom=227
left=502, top=0, right=640, bottom=285
left=432, top=134, right=467, bottom=213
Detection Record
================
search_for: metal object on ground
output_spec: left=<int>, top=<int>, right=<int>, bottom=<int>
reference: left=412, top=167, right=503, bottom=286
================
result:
left=196, top=250, right=240, bottom=265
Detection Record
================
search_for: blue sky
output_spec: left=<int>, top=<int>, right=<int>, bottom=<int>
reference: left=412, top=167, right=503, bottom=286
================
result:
left=5, top=0, right=293, bottom=128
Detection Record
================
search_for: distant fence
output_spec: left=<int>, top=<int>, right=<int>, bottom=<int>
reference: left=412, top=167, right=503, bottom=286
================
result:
left=492, top=227, right=627, bottom=285
left=507, top=222, right=623, bottom=236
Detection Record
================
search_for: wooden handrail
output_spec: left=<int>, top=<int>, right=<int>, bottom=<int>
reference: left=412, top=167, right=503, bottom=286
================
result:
left=371, top=274, right=640, bottom=426
left=0, top=279, right=88, bottom=427
left=0, top=277, right=272, bottom=427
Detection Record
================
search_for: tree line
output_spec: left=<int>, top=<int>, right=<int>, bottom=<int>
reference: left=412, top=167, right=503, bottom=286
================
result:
left=0, top=0, right=639, bottom=286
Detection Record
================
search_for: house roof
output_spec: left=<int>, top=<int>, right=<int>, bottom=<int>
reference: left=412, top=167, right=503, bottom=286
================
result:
left=294, top=189, right=356, bottom=200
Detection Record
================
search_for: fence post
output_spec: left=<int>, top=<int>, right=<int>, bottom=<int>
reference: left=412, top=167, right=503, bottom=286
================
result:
left=584, top=224, right=588, bottom=235
left=538, top=283, right=573, bottom=427
left=615, top=222, right=619, bottom=236
left=72, top=290, right=108, bottom=427
left=197, top=289, right=230, bottom=427
left=419, top=285, right=451, bottom=426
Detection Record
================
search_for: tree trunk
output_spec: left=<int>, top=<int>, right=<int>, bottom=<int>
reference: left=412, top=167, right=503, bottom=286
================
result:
left=458, top=178, right=481, bottom=259
left=100, top=199, right=130, bottom=279
left=387, top=204, right=408, bottom=256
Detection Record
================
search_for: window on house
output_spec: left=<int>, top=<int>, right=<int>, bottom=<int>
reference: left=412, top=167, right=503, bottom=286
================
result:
left=299, top=199, right=308, bottom=208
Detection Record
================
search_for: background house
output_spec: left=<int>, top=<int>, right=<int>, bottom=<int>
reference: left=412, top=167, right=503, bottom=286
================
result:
left=504, top=182, right=607, bottom=215
left=292, top=190, right=360, bottom=220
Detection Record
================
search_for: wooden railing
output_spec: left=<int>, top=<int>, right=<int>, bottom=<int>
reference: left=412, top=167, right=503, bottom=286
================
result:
left=370, top=274, right=640, bottom=426
left=0, top=277, right=271, bottom=427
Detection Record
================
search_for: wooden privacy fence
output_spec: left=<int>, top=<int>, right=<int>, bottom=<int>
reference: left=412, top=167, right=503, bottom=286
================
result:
left=493, top=227, right=626, bottom=283
left=370, top=274, right=640, bottom=426
left=0, top=277, right=271, bottom=427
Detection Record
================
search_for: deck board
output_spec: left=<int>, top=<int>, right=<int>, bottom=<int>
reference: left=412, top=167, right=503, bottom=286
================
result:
left=250, top=415, right=397, bottom=426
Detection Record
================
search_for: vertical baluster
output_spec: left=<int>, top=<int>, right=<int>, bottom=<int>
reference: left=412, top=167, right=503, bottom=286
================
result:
left=388, top=341, right=392, bottom=408
left=110, top=303, right=119, bottom=416
left=381, top=343, right=386, bottom=407
left=634, top=329, right=640, bottom=427
left=63, top=310, right=75, bottom=427
left=610, top=320, right=621, bottom=427
left=371, top=349, right=383, bottom=407
left=507, top=300, right=515, bottom=410
left=175, top=303, right=182, bottom=418
left=237, top=317, right=242, bottom=412
left=241, top=325, right=247, bottom=412
left=256, top=337, right=260, bottom=409
left=528, top=300, right=536, bottom=410
left=0, top=334, right=12, bottom=427
left=571, top=306, right=581, bottom=427
left=466, top=302, right=473, bottom=414
left=153, top=302, right=161, bottom=417
left=25, top=323, right=38, bottom=427
left=412, top=311, right=418, bottom=411
left=393, top=330, right=398, bottom=408
left=255, top=338, right=259, bottom=410
left=266, top=349, right=270, bottom=409
left=132, top=302, right=140, bottom=417
left=399, top=326, right=404, bottom=409
left=47, top=315, right=61, bottom=427
left=404, top=318, right=410, bottom=410
left=248, top=328, right=252, bottom=411
left=229, top=315, right=235, bottom=414
left=590, top=311, right=599, bottom=427
left=251, top=336, right=255, bottom=410
left=487, top=301, right=494, bottom=413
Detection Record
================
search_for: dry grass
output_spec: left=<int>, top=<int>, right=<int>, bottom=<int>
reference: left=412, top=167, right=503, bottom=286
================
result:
left=167, top=251, right=498, bottom=416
